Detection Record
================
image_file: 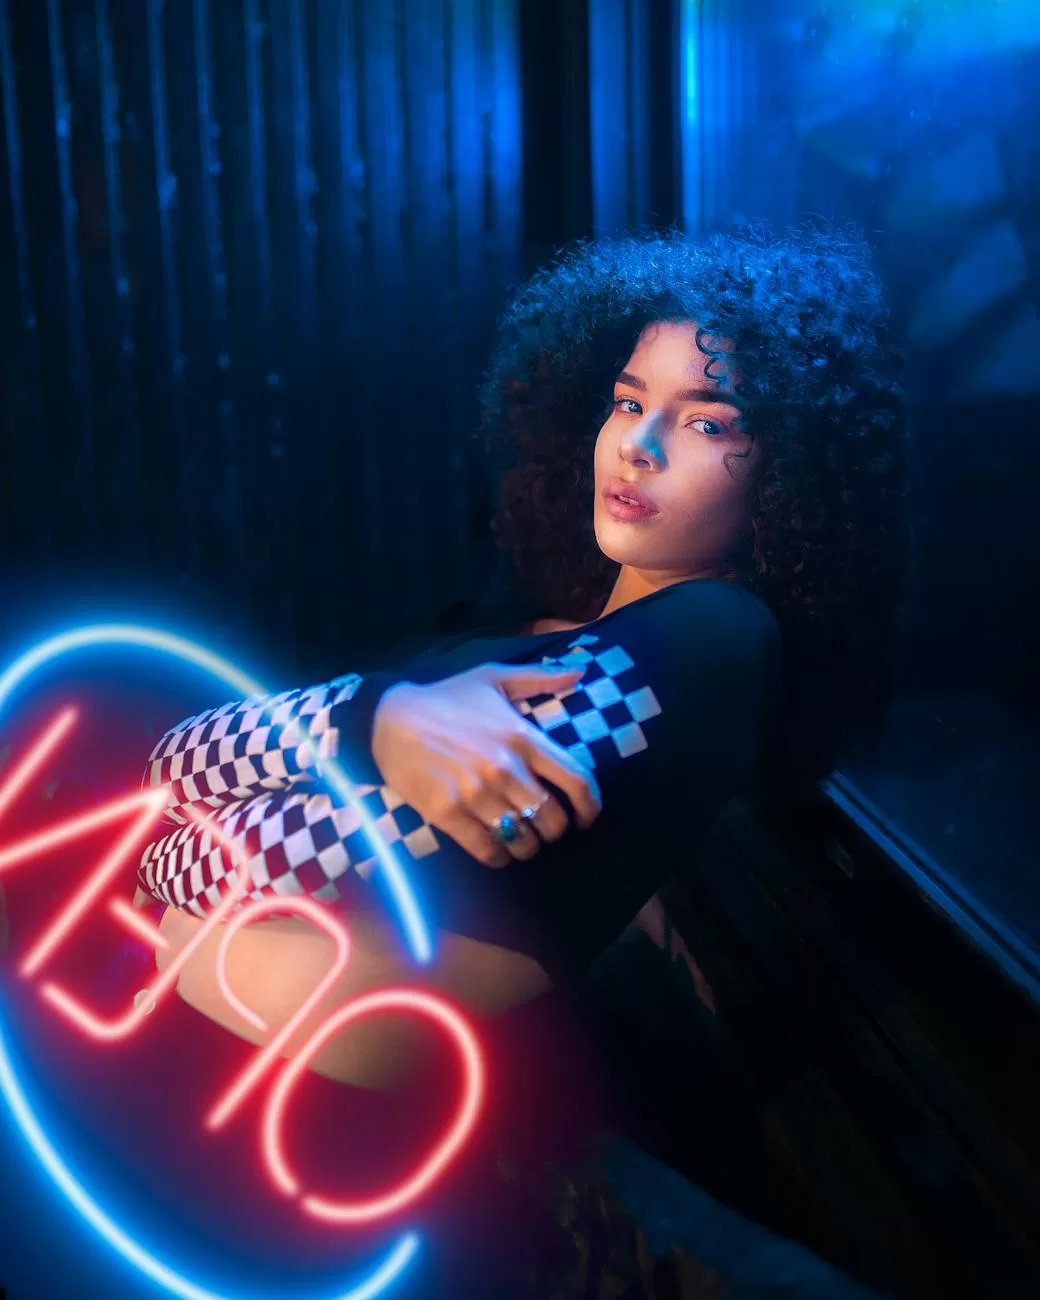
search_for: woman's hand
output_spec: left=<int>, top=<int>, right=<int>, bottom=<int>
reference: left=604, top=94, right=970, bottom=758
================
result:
left=371, top=662, right=603, bottom=867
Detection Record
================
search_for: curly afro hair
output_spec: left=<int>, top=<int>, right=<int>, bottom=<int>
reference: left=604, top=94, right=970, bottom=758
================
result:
left=478, top=222, right=912, bottom=792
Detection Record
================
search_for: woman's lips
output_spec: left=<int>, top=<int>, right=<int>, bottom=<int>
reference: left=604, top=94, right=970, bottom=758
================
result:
left=603, top=488, right=660, bottom=522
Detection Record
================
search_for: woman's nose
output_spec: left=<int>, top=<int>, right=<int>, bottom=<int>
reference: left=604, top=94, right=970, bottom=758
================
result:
left=620, top=420, right=664, bottom=470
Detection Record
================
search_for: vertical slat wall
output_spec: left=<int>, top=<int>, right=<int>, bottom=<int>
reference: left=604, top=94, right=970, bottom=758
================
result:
left=0, top=0, right=520, bottom=674
left=677, top=0, right=797, bottom=235
left=588, top=0, right=648, bottom=237
left=587, top=0, right=677, bottom=238
left=0, top=0, right=54, bottom=573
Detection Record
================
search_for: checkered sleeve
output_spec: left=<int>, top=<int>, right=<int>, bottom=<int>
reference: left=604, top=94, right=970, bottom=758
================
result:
left=135, top=633, right=669, bottom=916
left=142, top=670, right=405, bottom=827
left=136, top=779, right=441, bottom=918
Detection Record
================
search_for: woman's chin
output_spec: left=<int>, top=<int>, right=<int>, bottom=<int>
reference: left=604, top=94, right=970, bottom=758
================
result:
left=593, top=520, right=639, bottom=567
left=594, top=535, right=653, bottom=570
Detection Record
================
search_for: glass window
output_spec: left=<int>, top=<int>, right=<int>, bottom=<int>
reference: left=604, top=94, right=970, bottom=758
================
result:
left=679, top=0, right=1040, bottom=960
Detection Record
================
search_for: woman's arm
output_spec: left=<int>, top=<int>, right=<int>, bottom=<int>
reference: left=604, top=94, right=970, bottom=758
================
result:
left=133, top=660, right=595, bottom=912
left=136, top=778, right=439, bottom=916
left=142, top=653, right=599, bottom=872
left=142, top=669, right=407, bottom=826
left=138, top=581, right=781, bottom=963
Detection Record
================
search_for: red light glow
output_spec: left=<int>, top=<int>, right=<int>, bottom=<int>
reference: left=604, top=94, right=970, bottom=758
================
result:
left=0, top=706, right=79, bottom=827
left=261, top=988, right=486, bottom=1225
left=204, top=892, right=352, bottom=1131
left=0, top=706, right=488, bottom=1230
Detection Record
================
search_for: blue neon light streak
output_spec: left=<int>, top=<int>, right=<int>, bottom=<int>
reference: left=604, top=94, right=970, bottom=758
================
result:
left=0, top=1012, right=418, bottom=1300
left=0, top=624, right=432, bottom=961
left=0, top=620, right=435, bottom=1298
left=679, top=0, right=701, bottom=234
left=684, top=17, right=698, bottom=125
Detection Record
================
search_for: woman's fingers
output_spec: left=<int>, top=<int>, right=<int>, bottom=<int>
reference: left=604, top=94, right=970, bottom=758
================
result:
left=490, top=662, right=587, bottom=701
left=369, top=664, right=604, bottom=871
left=441, top=810, right=513, bottom=868
left=454, top=737, right=599, bottom=863
left=457, top=762, right=540, bottom=863
left=429, top=784, right=513, bottom=868
left=492, top=769, right=569, bottom=845
left=478, top=748, right=568, bottom=849
left=519, top=730, right=603, bottom=829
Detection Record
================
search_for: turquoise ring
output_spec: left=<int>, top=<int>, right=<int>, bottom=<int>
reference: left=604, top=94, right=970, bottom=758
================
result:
left=489, top=811, right=522, bottom=844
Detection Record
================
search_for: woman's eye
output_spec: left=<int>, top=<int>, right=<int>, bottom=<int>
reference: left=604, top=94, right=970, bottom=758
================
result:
left=689, top=417, right=727, bottom=437
left=613, top=396, right=642, bottom=414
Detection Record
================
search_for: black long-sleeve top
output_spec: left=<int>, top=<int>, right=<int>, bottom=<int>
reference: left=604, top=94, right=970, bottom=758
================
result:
left=137, top=577, right=783, bottom=984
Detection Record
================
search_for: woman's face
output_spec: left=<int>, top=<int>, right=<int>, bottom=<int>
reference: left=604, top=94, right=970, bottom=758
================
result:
left=593, top=320, right=760, bottom=581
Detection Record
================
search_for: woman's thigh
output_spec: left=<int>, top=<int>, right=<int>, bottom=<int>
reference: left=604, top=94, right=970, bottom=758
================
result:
left=156, top=903, right=553, bottom=1090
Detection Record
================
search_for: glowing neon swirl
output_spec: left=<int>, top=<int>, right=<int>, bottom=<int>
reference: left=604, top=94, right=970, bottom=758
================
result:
left=262, top=988, right=485, bottom=1225
left=0, top=1023, right=420, bottom=1300
left=1, top=755, right=486, bottom=1222
left=0, top=625, right=431, bottom=960
left=0, top=621, right=442, bottom=1299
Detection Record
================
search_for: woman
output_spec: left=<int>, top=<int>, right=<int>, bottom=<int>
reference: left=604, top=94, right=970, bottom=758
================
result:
left=133, top=223, right=908, bottom=1176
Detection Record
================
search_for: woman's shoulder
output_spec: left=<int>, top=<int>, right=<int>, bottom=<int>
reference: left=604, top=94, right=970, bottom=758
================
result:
left=602, top=577, right=779, bottom=644
left=695, top=578, right=780, bottom=638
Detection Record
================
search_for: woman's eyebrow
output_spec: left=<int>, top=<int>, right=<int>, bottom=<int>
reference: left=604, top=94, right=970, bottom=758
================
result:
left=675, top=385, right=743, bottom=410
left=615, top=370, right=742, bottom=409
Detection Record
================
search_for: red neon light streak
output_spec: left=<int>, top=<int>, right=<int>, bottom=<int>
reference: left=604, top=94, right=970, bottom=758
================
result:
left=20, top=789, right=175, bottom=980
left=0, top=790, right=164, bottom=882
left=0, top=712, right=351, bottom=1036
left=0, top=706, right=79, bottom=827
left=180, top=804, right=359, bottom=1129
left=261, top=988, right=485, bottom=1225
left=38, top=863, right=251, bottom=1043
left=0, top=709, right=253, bottom=1037
left=204, top=894, right=351, bottom=1132
left=106, top=897, right=171, bottom=949
left=0, top=704, right=171, bottom=985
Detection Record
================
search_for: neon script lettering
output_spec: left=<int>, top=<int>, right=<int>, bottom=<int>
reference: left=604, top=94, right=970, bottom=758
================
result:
left=0, top=697, right=486, bottom=1295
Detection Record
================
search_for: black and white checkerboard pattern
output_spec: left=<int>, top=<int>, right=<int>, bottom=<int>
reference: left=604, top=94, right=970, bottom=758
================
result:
left=138, top=783, right=439, bottom=916
left=515, top=633, right=662, bottom=768
left=142, top=672, right=364, bottom=826
left=136, top=633, right=662, bottom=917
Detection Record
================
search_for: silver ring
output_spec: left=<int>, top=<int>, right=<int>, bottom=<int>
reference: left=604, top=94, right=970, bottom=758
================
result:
left=520, top=793, right=549, bottom=821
